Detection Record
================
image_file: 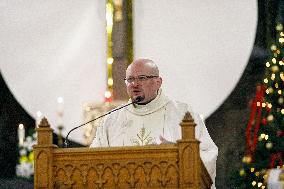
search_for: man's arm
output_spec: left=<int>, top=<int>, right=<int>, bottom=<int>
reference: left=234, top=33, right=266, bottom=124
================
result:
left=194, top=113, right=218, bottom=189
left=89, top=118, right=109, bottom=147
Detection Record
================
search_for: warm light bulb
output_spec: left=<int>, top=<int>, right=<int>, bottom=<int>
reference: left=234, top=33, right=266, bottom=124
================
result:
left=108, top=78, right=113, bottom=86
left=272, top=58, right=276, bottom=64
left=280, top=72, right=284, bottom=80
left=107, top=58, right=114, bottom=65
left=252, top=181, right=256, bottom=186
left=104, top=91, right=112, bottom=98
left=250, top=168, right=255, bottom=172
left=266, top=62, right=270, bottom=67
left=258, top=182, right=262, bottom=187
left=271, top=74, right=276, bottom=80
left=281, top=109, right=284, bottom=114
left=263, top=78, right=268, bottom=83
left=278, top=90, right=282, bottom=95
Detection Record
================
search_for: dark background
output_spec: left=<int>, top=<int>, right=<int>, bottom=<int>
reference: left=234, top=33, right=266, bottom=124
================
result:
left=0, top=1, right=283, bottom=188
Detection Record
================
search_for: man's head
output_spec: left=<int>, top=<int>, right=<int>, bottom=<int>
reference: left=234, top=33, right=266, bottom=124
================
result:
left=125, top=58, right=162, bottom=104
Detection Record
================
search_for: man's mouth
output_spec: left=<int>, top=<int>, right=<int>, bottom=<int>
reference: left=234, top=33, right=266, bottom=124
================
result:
left=133, top=89, right=142, bottom=93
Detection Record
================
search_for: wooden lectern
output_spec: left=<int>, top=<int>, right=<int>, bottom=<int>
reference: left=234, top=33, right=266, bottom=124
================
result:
left=33, top=112, right=212, bottom=189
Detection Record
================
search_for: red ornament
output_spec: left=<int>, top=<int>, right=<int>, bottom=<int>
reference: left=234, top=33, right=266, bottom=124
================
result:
left=276, top=130, right=284, bottom=137
left=261, top=118, right=267, bottom=125
left=266, top=106, right=272, bottom=112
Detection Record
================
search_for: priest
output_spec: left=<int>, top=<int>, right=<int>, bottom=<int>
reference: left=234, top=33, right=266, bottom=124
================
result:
left=90, top=58, right=218, bottom=188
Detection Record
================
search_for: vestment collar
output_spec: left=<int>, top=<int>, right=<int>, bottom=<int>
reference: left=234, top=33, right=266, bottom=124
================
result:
left=126, top=89, right=171, bottom=116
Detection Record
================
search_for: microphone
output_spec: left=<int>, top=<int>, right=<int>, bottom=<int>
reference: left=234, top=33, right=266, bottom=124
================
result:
left=64, top=96, right=144, bottom=148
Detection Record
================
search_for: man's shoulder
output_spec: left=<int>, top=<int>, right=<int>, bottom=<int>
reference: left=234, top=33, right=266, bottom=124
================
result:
left=167, top=99, right=189, bottom=110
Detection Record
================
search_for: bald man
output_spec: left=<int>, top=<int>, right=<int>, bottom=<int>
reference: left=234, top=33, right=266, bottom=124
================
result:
left=90, top=58, right=218, bottom=188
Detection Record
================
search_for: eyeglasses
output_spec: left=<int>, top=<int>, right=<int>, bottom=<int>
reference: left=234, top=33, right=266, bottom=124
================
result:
left=124, top=75, right=159, bottom=83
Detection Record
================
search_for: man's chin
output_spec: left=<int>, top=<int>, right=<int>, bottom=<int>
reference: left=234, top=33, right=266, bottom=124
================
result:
left=132, top=95, right=144, bottom=101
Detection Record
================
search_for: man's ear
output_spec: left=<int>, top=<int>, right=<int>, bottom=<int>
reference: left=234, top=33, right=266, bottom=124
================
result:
left=157, top=77, right=162, bottom=87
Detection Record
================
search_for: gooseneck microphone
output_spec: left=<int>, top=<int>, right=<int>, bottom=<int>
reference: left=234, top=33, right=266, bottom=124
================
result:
left=64, top=96, right=144, bottom=148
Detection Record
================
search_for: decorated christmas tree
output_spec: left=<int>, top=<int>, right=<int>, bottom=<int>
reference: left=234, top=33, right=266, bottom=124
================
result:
left=234, top=23, right=284, bottom=188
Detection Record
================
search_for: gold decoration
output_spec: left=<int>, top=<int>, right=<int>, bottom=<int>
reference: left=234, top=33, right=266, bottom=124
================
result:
left=271, top=45, right=277, bottom=51
left=239, top=169, right=245, bottom=176
left=267, top=114, right=274, bottom=121
left=131, top=127, right=154, bottom=146
left=272, top=65, right=279, bottom=72
left=278, top=97, right=284, bottom=104
left=266, top=142, right=273, bottom=149
left=280, top=72, right=284, bottom=81
left=276, top=23, right=283, bottom=31
left=106, top=1, right=114, bottom=98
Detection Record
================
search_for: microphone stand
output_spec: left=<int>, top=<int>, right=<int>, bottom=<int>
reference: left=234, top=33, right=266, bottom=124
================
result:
left=64, top=98, right=142, bottom=148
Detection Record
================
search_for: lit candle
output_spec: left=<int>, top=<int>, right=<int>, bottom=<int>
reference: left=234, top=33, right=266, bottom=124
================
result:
left=36, top=111, right=43, bottom=128
left=57, top=97, right=64, bottom=126
left=18, top=123, right=25, bottom=146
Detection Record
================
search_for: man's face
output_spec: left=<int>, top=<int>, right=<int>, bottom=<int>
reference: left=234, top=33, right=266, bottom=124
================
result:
left=125, top=64, right=162, bottom=103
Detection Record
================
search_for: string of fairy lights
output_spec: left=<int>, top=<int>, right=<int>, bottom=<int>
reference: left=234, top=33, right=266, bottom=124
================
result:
left=105, top=0, right=124, bottom=102
left=105, top=0, right=114, bottom=102
left=239, top=23, right=284, bottom=188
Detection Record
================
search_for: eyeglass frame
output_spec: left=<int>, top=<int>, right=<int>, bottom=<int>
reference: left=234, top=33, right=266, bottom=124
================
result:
left=124, top=75, right=159, bottom=84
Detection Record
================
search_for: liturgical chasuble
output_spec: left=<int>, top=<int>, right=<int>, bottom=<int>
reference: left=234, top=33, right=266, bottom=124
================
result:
left=91, top=89, right=218, bottom=188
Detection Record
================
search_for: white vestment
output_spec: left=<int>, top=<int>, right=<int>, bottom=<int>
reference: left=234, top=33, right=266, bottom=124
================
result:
left=90, top=89, right=218, bottom=188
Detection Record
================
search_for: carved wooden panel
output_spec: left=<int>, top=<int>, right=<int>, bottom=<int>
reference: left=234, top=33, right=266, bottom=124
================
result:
left=53, top=160, right=178, bottom=189
left=34, top=113, right=213, bottom=189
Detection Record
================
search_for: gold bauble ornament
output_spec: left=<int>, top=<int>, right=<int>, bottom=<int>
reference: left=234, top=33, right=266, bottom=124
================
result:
left=272, top=65, right=279, bottom=72
left=239, top=169, right=245, bottom=176
left=267, top=114, right=274, bottom=121
left=279, top=97, right=284, bottom=104
left=266, top=142, right=273, bottom=149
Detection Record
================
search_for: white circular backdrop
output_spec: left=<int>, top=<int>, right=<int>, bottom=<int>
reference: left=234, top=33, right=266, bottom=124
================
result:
left=134, top=0, right=257, bottom=117
left=1, top=0, right=257, bottom=143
